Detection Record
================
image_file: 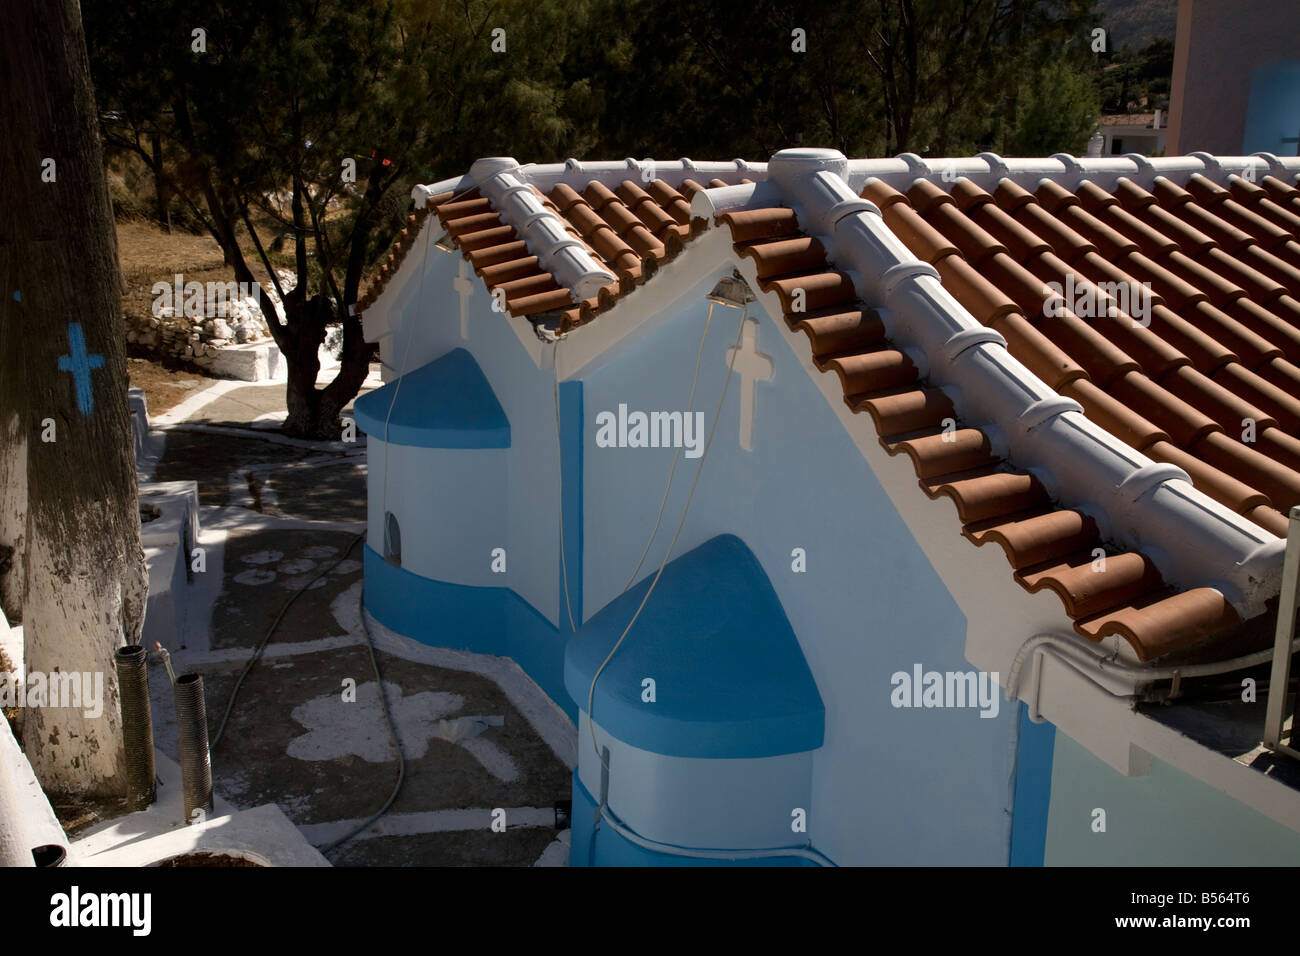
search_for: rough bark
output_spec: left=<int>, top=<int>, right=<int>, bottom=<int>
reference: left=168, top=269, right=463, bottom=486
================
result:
left=150, top=132, right=170, bottom=234
left=0, top=0, right=147, bottom=798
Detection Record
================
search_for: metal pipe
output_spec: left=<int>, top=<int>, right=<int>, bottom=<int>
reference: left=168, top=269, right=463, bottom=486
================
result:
left=1264, top=506, right=1300, bottom=753
left=173, top=673, right=213, bottom=825
left=114, top=644, right=156, bottom=810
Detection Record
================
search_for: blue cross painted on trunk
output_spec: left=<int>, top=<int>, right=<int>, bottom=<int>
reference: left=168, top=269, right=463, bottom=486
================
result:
left=57, top=323, right=105, bottom=415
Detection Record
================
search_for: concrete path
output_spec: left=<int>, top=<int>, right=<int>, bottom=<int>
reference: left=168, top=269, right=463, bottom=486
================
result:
left=145, top=368, right=575, bottom=866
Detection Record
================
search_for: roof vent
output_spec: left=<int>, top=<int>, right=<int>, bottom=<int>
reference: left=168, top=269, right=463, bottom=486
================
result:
left=706, top=272, right=755, bottom=308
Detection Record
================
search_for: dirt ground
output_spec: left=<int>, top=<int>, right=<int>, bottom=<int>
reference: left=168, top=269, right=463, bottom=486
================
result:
left=127, top=356, right=212, bottom=414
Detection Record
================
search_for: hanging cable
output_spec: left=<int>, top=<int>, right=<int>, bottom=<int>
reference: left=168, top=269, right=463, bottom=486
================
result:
left=554, top=339, right=578, bottom=635
left=618, top=301, right=717, bottom=595
left=585, top=303, right=750, bottom=770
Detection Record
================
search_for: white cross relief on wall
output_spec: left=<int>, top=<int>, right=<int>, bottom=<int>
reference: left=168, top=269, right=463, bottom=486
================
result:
left=453, top=258, right=475, bottom=340
left=725, top=317, right=773, bottom=451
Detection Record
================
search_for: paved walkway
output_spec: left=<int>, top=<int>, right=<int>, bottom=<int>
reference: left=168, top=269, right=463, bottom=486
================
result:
left=144, top=368, right=575, bottom=866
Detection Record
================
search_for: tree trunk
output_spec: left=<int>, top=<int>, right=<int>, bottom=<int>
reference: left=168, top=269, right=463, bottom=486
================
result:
left=0, top=0, right=147, bottom=799
left=317, top=313, right=374, bottom=438
left=281, top=295, right=372, bottom=440
left=150, top=131, right=171, bottom=234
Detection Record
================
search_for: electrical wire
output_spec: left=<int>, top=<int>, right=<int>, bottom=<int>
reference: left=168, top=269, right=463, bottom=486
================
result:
left=584, top=303, right=750, bottom=770
left=597, top=801, right=835, bottom=867
left=319, top=587, right=405, bottom=855
left=210, top=531, right=365, bottom=752
left=616, top=303, right=717, bottom=595
left=554, top=345, right=578, bottom=635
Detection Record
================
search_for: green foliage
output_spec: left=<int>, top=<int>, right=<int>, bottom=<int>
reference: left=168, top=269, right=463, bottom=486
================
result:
left=578, top=0, right=1101, bottom=159
left=1004, top=60, right=1101, bottom=156
left=1097, top=37, right=1174, bottom=112
left=86, top=0, right=1118, bottom=311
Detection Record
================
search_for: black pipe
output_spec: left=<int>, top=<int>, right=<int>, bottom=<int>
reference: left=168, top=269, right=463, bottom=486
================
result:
left=31, top=844, right=66, bottom=867
left=114, top=644, right=156, bottom=810
left=173, top=673, right=213, bottom=824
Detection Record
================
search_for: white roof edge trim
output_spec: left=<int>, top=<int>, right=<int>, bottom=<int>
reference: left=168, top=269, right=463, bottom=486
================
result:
left=767, top=147, right=1284, bottom=616
left=411, top=175, right=474, bottom=209
left=843, top=151, right=1300, bottom=198
left=412, top=151, right=1298, bottom=217
left=689, top=181, right=784, bottom=221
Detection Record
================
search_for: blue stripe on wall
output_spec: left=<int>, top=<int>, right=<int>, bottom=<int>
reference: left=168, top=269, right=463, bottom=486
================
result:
left=559, top=380, right=583, bottom=631
left=1009, top=701, right=1056, bottom=866
left=363, top=545, right=577, bottom=722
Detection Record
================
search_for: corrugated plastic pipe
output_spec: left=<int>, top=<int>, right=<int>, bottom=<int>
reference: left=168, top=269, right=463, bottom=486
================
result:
left=174, top=673, right=213, bottom=824
left=31, top=844, right=66, bottom=866
left=114, top=644, right=156, bottom=810
left=1007, top=633, right=1300, bottom=721
left=596, top=803, right=836, bottom=867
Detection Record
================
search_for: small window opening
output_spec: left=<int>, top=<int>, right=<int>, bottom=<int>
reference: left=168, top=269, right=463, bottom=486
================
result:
left=384, top=511, right=402, bottom=567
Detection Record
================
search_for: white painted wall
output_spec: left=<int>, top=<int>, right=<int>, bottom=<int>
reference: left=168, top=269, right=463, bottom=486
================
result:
left=580, top=266, right=1019, bottom=865
left=367, top=242, right=563, bottom=626
left=1045, top=730, right=1300, bottom=865
left=367, top=442, right=508, bottom=587
left=577, top=709, right=814, bottom=850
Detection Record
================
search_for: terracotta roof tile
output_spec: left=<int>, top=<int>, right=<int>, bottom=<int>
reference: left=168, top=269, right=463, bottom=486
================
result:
left=1145, top=439, right=1270, bottom=515
left=793, top=308, right=886, bottom=364
left=1074, top=588, right=1242, bottom=662
left=1018, top=550, right=1164, bottom=620
left=1059, top=378, right=1168, bottom=451
left=917, top=200, right=1008, bottom=266
left=718, top=207, right=801, bottom=242
left=826, top=348, right=918, bottom=395
left=1247, top=503, right=1291, bottom=536
left=934, top=255, right=1021, bottom=325
left=1193, top=429, right=1300, bottom=508
left=1109, top=370, right=1221, bottom=446
left=719, top=170, right=1273, bottom=663
left=964, top=509, right=1101, bottom=571
left=767, top=271, right=856, bottom=313
left=988, top=312, right=1086, bottom=390
left=855, top=386, right=954, bottom=436
left=738, top=236, right=830, bottom=281
left=923, top=470, right=1049, bottom=524
left=891, top=429, right=997, bottom=479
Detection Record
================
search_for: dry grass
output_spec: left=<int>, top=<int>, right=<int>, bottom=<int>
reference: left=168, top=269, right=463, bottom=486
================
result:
left=115, top=221, right=227, bottom=284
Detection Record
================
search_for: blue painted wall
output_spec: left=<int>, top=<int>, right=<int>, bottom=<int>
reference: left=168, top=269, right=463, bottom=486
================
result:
left=1009, top=704, right=1056, bottom=866
left=1243, top=60, right=1300, bottom=156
